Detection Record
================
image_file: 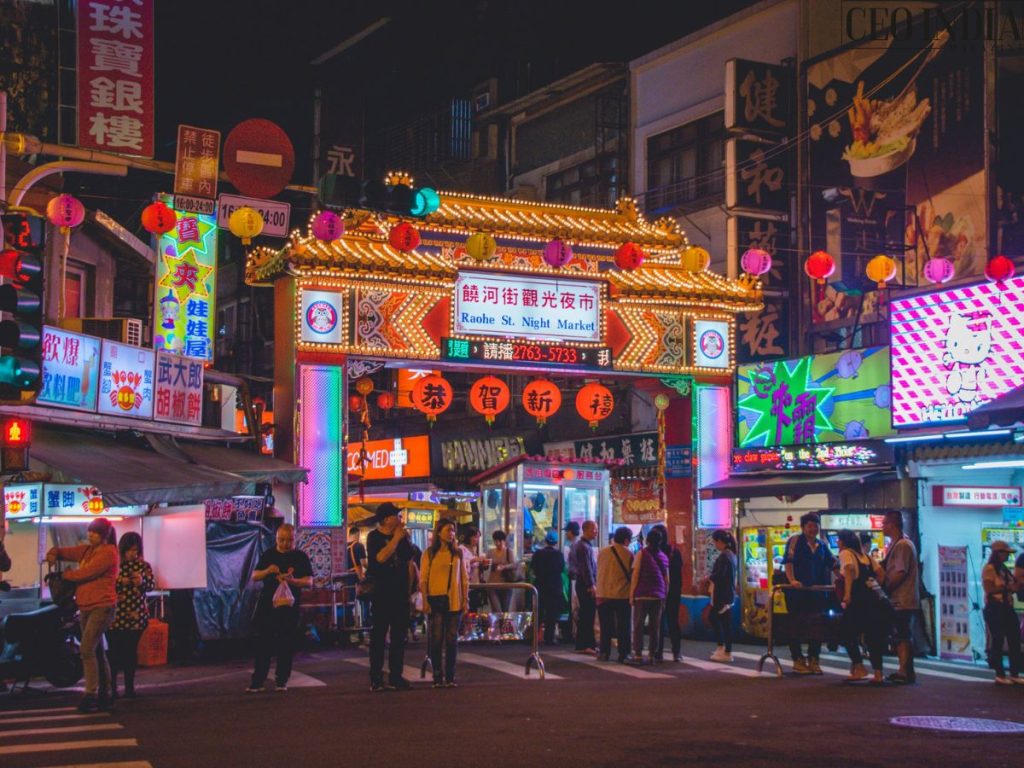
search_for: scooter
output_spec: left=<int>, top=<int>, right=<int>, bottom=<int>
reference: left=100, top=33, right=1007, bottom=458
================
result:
left=0, top=579, right=83, bottom=693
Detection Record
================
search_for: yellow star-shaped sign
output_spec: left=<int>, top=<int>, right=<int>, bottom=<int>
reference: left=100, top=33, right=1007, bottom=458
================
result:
left=158, top=246, right=214, bottom=301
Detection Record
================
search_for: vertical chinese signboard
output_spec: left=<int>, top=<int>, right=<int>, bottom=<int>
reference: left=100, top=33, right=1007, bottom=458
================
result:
left=77, top=0, right=155, bottom=157
left=937, top=545, right=971, bottom=662
left=98, top=340, right=154, bottom=419
left=154, top=351, right=205, bottom=426
left=155, top=199, right=217, bottom=361
left=37, top=327, right=101, bottom=412
left=174, top=125, right=221, bottom=202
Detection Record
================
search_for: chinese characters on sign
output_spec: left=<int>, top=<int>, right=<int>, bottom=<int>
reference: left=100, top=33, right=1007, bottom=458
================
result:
left=726, top=139, right=789, bottom=214
left=454, top=271, right=602, bottom=343
left=933, top=486, right=1023, bottom=508
left=77, top=0, right=154, bottom=157
left=155, top=199, right=217, bottom=361
left=729, top=216, right=791, bottom=361
left=174, top=125, right=220, bottom=199
left=725, top=59, right=793, bottom=136
left=3, top=483, right=42, bottom=520
left=153, top=350, right=204, bottom=426
left=44, top=484, right=103, bottom=516
left=523, top=466, right=607, bottom=482
left=37, top=327, right=101, bottom=412
left=730, top=442, right=892, bottom=472
left=573, top=432, right=659, bottom=467
left=443, top=338, right=612, bottom=369
left=98, top=340, right=154, bottom=419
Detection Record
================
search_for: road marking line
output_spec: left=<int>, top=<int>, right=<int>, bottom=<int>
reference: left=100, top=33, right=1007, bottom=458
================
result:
left=732, top=651, right=989, bottom=683
left=0, top=723, right=124, bottom=738
left=546, top=652, right=673, bottom=679
left=0, top=738, right=137, bottom=756
left=236, top=150, right=282, bottom=167
left=682, top=657, right=772, bottom=678
left=341, top=656, right=430, bottom=684
left=729, top=651, right=851, bottom=677
left=39, top=763, right=152, bottom=768
left=457, top=652, right=563, bottom=680
left=0, top=706, right=79, bottom=717
left=286, top=671, right=326, bottom=688
left=818, top=652, right=990, bottom=681
left=1, top=714, right=110, bottom=726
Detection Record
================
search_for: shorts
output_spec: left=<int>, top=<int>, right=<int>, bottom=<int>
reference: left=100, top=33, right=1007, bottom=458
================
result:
left=892, top=609, right=917, bottom=641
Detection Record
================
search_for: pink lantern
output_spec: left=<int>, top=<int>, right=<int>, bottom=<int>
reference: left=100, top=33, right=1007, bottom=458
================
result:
left=46, top=194, right=85, bottom=231
left=311, top=210, right=343, bottom=242
left=740, top=248, right=772, bottom=276
left=543, top=238, right=573, bottom=268
left=922, top=257, right=955, bottom=285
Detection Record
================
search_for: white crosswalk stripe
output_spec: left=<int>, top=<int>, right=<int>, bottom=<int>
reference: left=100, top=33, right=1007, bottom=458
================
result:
left=458, top=651, right=563, bottom=680
left=0, top=706, right=143, bottom=765
left=731, top=650, right=991, bottom=683
left=546, top=651, right=674, bottom=679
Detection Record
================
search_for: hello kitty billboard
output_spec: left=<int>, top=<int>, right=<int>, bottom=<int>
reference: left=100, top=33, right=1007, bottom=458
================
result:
left=890, top=276, right=1024, bottom=427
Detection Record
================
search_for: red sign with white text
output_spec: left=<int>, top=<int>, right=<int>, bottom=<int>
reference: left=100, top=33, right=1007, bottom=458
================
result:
left=347, top=436, right=430, bottom=481
left=932, top=486, right=1023, bottom=508
left=77, top=0, right=155, bottom=157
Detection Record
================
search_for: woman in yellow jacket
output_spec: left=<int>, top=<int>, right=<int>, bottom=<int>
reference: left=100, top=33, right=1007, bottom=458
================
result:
left=420, top=518, right=469, bottom=688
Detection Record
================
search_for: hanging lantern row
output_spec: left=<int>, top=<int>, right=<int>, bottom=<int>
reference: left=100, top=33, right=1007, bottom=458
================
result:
left=522, top=378, right=563, bottom=426
left=740, top=248, right=772, bottom=277
left=411, top=373, right=452, bottom=425
left=543, top=238, right=573, bottom=268
left=575, top=381, right=615, bottom=431
left=465, top=232, right=497, bottom=262
left=468, top=375, right=510, bottom=426
left=614, top=242, right=645, bottom=271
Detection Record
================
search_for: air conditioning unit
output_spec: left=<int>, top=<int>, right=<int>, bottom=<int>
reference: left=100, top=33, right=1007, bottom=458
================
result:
left=59, top=317, right=144, bottom=346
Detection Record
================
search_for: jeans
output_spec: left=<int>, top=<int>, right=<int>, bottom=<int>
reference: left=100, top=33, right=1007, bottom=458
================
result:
left=843, top=600, right=887, bottom=671
left=710, top=604, right=733, bottom=652
left=632, top=599, right=664, bottom=660
left=659, top=591, right=682, bottom=658
left=428, top=610, right=461, bottom=682
left=106, top=628, right=143, bottom=692
left=575, top=585, right=597, bottom=650
left=984, top=602, right=1023, bottom=677
left=597, top=599, right=631, bottom=659
left=250, top=606, right=300, bottom=687
left=80, top=605, right=115, bottom=697
left=369, top=596, right=410, bottom=684
left=488, top=587, right=511, bottom=613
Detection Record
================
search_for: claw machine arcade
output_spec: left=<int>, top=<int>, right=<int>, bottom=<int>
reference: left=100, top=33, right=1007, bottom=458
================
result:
left=739, top=524, right=794, bottom=638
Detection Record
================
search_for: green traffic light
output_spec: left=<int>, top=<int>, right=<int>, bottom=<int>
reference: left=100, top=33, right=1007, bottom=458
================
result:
left=0, top=355, right=39, bottom=388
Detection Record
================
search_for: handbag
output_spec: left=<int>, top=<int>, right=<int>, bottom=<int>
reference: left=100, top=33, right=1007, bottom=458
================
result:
left=427, top=551, right=454, bottom=613
left=45, top=563, right=77, bottom=609
left=272, top=579, right=296, bottom=609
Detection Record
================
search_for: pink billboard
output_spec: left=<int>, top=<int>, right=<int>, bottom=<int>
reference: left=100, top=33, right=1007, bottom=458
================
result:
left=890, top=275, right=1024, bottom=427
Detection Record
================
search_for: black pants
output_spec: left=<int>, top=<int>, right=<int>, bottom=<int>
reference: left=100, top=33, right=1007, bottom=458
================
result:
left=575, top=586, right=597, bottom=650
left=428, top=610, right=461, bottom=682
left=538, top=591, right=563, bottom=645
left=250, top=607, right=300, bottom=687
left=659, top=591, right=682, bottom=658
left=788, top=607, right=822, bottom=660
left=710, top=604, right=733, bottom=652
left=369, top=596, right=410, bottom=684
left=984, top=602, right=1023, bottom=677
left=106, top=629, right=143, bottom=691
left=597, top=599, right=631, bottom=659
left=843, top=600, right=887, bottom=671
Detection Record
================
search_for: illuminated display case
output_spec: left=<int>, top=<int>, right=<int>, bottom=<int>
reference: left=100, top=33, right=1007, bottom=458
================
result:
left=740, top=525, right=793, bottom=638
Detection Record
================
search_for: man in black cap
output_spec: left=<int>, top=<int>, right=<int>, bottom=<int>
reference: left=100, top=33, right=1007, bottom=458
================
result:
left=366, top=503, right=415, bottom=691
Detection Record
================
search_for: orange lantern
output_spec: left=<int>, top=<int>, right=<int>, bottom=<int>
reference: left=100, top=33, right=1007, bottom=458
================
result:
left=522, top=378, right=562, bottom=426
left=376, top=391, right=395, bottom=411
left=865, top=254, right=897, bottom=289
left=412, top=373, right=453, bottom=425
left=355, top=377, right=374, bottom=396
left=469, top=375, right=510, bottom=426
left=575, top=382, right=614, bottom=430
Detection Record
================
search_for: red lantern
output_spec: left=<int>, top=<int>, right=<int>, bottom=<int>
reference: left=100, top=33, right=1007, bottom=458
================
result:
left=575, top=382, right=614, bottom=430
left=389, top=222, right=421, bottom=252
left=614, top=242, right=645, bottom=271
left=412, top=373, right=452, bottom=424
left=355, top=377, right=374, bottom=396
left=469, top=375, right=510, bottom=426
left=985, top=254, right=1015, bottom=284
left=376, top=392, right=395, bottom=411
left=804, top=250, right=836, bottom=284
left=522, top=379, right=562, bottom=426
left=141, top=201, right=177, bottom=235
left=348, top=394, right=364, bottom=412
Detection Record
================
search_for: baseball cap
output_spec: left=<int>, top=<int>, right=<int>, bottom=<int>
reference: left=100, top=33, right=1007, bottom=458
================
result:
left=990, top=540, right=1016, bottom=554
left=563, top=521, right=580, bottom=536
left=544, top=531, right=558, bottom=546
left=375, top=502, right=402, bottom=519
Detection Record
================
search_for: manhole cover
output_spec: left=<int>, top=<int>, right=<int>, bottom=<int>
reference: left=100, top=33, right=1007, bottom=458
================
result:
left=891, top=716, right=1024, bottom=734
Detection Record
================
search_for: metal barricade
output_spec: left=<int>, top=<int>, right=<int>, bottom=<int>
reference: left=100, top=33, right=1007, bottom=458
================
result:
left=419, top=582, right=546, bottom=680
left=757, top=584, right=840, bottom=677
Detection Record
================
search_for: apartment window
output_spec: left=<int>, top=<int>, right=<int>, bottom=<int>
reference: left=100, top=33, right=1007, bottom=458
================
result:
left=645, top=111, right=725, bottom=212
left=546, top=155, right=620, bottom=207
left=64, top=263, right=89, bottom=318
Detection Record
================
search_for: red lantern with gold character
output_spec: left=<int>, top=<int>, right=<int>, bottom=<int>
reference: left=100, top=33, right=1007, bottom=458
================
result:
left=412, top=373, right=452, bottom=425
left=469, top=375, right=510, bottom=426
left=141, top=201, right=178, bottom=235
left=575, top=382, right=614, bottom=430
left=614, top=242, right=645, bottom=271
left=522, top=379, right=562, bottom=426
left=389, top=222, right=421, bottom=252
left=376, top=392, right=395, bottom=411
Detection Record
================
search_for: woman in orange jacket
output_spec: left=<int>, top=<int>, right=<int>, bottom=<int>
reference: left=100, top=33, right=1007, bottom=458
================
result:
left=48, top=517, right=119, bottom=712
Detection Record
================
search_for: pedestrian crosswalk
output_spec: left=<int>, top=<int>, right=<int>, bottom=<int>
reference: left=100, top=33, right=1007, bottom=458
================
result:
left=0, top=706, right=148, bottom=767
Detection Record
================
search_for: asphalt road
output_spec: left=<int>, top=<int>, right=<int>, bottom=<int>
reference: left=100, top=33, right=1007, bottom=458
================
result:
left=2, top=639, right=1023, bottom=768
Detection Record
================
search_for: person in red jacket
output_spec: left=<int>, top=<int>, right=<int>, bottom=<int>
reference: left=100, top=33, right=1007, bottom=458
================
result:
left=48, top=517, right=119, bottom=712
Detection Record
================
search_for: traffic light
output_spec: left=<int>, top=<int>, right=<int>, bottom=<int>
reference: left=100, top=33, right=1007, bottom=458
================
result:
left=0, top=213, right=45, bottom=402
left=317, top=174, right=440, bottom=217
left=1, top=416, right=31, bottom=473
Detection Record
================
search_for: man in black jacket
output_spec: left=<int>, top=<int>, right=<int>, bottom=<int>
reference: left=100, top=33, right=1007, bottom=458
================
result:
left=531, top=532, right=566, bottom=645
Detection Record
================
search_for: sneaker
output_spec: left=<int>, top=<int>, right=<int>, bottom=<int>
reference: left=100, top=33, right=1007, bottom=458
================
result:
left=387, top=677, right=412, bottom=691
left=808, top=658, right=824, bottom=675
left=370, top=682, right=386, bottom=693
left=792, top=657, right=813, bottom=675
left=432, top=680, right=444, bottom=689
left=672, top=654, right=683, bottom=663
left=444, top=680, right=458, bottom=688
left=710, top=648, right=733, bottom=663
left=887, top=672, right=915, bottom=685
left=245, top=686, right=263, bottom=693
left=995, top=675, right=1014, bottom=685
left=274, top=684, right=288, bottom=692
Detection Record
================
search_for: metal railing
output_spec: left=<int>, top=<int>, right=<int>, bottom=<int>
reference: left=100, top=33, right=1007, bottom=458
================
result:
left=757, top=584, right=839, bottom=678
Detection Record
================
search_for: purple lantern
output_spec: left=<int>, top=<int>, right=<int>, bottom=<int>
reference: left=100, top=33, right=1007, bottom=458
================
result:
left=740, top=248, right=772, bottom=276
left=922, top=257, right=955, bottom=285
left=311, top=210, right=343, bottom=242
left=543, top=238, right=573, bottom=268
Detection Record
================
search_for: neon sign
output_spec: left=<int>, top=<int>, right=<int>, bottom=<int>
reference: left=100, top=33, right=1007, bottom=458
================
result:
left=731, top=442, right=892, bottom=472
left=442, top=337, right=611, bottom=369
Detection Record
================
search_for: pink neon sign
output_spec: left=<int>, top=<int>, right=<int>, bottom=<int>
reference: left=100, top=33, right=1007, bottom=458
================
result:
left=890, top=275, right=1024, bottom=427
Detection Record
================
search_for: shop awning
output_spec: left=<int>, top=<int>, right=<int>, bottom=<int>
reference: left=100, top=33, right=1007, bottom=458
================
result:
left=168, top=440, right=309, bottom=484
left=967, top=384, right=1024, bottom=429
left=30, top=427, right=254, bottom=507
left=699, top=471, right=881, bottom=500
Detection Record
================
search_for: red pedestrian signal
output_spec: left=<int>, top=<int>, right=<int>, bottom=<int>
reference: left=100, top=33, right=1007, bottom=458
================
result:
left=2, top=417, right=31, bottom=447
left=0, top=213, right=45, bottom=402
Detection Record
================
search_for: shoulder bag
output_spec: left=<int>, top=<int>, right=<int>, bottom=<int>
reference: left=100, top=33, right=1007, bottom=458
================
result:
left=610, top=546, right=632, bottom=582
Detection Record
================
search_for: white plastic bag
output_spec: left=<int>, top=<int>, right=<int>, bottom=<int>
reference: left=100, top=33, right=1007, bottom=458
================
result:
left=272, top=580, right=295, bottom=609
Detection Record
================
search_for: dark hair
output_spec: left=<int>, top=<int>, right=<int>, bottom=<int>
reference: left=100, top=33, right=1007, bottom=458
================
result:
left=492, top=530, right=507, bottom=543
left=429, top=518, right=460, bottom=558
left=711, top=529, right=737, bottom=553
left=650, top=524, right=671, bottom=555
left=836, top=529, right=862, bottom=553
left=613, top=526, right=633, bottom=545
left=884, top=510, right=904, bottom=532
left=119, top=531, right=143, bottom=558
left=859, top=532, right=873, bottom=550
left=348, top=526, right=360, bottom=536
left=799, top=513, right=821, bottom=528
left=645, top=528, right=664, bottom=549
left=460, top=526, right=479, bottom=545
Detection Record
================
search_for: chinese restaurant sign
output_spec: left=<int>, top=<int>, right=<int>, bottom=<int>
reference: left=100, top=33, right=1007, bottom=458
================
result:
left=731, top=441, right=893, bottom=472
left=932, top=486, right=1022, bottom=508
left=153, top=350, right=204, bottom=426
left=98, top=340, right=154, bottom=419
left=346, top=436, right=431, bottom=480
left=454, top=271, right=601, bottom=343
left=574, top=432, right=658, bottom=467
left=155, top=199, right=217, bottom=361
left=37, top=327, right=101, bottom=412
left=77, top=0, right=155, bottom=157
left=3, top=483, right=42, bottom=520
left=174, top=125, right=220, bottom=199
left=890, top=276, right=1024, bottom=427
left=44, top=484, right=102, bottom=516
left=737, top=346, right=892, bottom=448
